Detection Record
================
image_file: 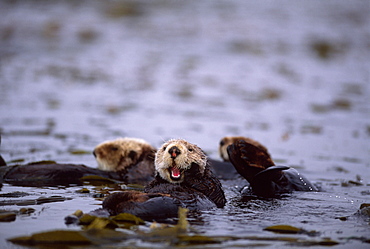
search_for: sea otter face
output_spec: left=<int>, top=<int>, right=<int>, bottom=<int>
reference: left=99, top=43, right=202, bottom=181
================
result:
left=219, top=136, right=269, bottom=162
left=219, top=137, right=234, bottom=162
left=93, top=137, right=155, bottom=172
left=155, top=139, right=207, bottom=184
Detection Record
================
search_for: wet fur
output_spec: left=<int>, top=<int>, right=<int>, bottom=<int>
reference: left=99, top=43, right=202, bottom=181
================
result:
left=150, top=139, right=226, bottom=208
left=102, top=139, right=226, bottom=220
left=93, top=137, right=156, bottom=184
left=2, top=138, right=156, bottom=187
left=219, top=136, right=272, bottom=163
left=226, top=137, right=317, bottom=198
left=94, top=137, right=156, bottom=172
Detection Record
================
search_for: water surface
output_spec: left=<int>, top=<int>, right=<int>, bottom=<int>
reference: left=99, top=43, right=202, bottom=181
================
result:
left=0, top=1, right=369, bottom=248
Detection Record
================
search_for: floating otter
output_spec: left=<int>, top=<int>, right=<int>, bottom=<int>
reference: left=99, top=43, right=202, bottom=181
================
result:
left=93, top=137, right=156, bottom=184
left=205, top=137, right=260, bottom=180
left=219, top=136, right=271, bottom=163
left=102, top=139, right=226, bottom=221
left=226, top=137, right=318, bottom=198
left=0, top=137, right=155, bottom=187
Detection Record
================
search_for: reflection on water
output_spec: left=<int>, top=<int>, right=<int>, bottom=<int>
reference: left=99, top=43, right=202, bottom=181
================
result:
left=0, top=0, right=369, bottom=248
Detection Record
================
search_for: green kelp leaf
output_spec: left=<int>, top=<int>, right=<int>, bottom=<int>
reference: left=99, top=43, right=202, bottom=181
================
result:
left=177, top=235, right=223, bottom=245
left=264, top=225, right=303, bottom=234
left=76, top=188, right=90, bottom=193
left=13, top=196, right=70, bottom=206
left=318, top=238, right=339, bottom=246
left=35, top=196, right=71, bottom=205
left=8, top=230, right=91, bottom=245
left=8, top=158, right=25, bottom=164
left=0, top=212, right=16, bottom=222
left=146, top=208, right=189, bottom=238
left=86, top=217, right=118, bottom=230
left=7, top=236, right=32, bottom=245
left=28, top=160, right=57, bottom=165
left=79, top=214, right=97, bottom=225
left=111, top=213, right=144, bottom=225
left=69, top=149, right=91, bottom=155
left=105, top=1, right=142, bottom=19
left=124, top=183, right=145, bottom=190
left=177, top=207, right=189, bottom=231
left=73, top=209, right=84, bottom=218
left=19, top=208, right=35, bottom=214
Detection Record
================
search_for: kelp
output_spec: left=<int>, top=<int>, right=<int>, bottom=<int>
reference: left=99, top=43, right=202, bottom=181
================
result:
left=8, top=230, right=92, bottom=245
left=0, top=211, right=16, bottom=222
left=264, top=225, right=319, bottom=236
left=10, top=208, right=344, bottom=247
left=144, top=207, right=189, bottom=238
left=0, top=196, right=71, bottom=206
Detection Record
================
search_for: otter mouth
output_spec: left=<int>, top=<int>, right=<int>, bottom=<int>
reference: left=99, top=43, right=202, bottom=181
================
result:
left=169, top=167, right=182, bottom=181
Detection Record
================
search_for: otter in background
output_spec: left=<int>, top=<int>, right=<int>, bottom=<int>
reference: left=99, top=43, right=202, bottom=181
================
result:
left=1, top=137, right=156, bottom=187
left=206, top=136, right=263, bottom=180
left=225, top=137, right=318, bottom=198
left=93, top=137, right=156, bottom=184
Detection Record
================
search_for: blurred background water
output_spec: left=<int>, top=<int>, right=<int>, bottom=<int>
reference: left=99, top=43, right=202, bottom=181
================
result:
left=0, top=0, right=369, bottom=248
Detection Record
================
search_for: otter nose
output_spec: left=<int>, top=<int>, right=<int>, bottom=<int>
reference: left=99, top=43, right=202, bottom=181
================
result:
left=92, top=149, right=97, bottom=158
left=168, top=146, right=181, bottom=159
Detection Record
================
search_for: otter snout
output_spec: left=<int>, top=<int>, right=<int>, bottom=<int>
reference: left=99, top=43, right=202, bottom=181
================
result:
left=168, top=146, right=181, bottom=159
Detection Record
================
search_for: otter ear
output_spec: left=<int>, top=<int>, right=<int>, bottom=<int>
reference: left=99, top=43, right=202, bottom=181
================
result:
left=128, top=150, right=138, bottom=161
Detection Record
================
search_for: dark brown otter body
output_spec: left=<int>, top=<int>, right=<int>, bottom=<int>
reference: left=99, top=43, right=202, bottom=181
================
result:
left=227, top=138, right=318, bottom=198
left=144, top=160, right=226, bottom=208
left=208, top=158, right=239, bottom=180
left=0, top=154, right=6, bottom=167
left=102, top=139, right=226, bottom=221
left=207, top=136, right=266, bottom=180
left=0, top=138, right=156, bottom=187
left=1, top=160, right=154, bottom=187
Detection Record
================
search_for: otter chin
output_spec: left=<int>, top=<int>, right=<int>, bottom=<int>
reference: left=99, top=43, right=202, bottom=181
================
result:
left=155, top=139, right=207, bottom=184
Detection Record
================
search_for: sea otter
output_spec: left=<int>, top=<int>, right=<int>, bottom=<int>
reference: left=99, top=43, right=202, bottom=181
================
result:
left=205, top=137, right=260, bottom=180
left=226, top=137, right=318, bottom=198
left=219, top=136, right=272, bottom=164
left=102, top=139, right=226, bottom=220
left=93, top=137, right=156, bottom=184
left=0, top=137, right=155, bottom=187
left=200, top=137, right=259, bottom=180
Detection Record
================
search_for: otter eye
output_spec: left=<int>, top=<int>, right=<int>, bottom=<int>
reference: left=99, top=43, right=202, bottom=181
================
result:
left=128, top=150, right=137, bottom=160
left=188, top=148, right=193, bottom=152
left=220, top=141, right=225, bottom=146
left=163, top=146, right=167, bottom=151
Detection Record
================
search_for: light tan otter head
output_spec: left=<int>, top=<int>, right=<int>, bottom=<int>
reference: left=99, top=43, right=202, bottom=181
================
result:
left=155, top=139, right=207, bottom=184
left=219, top=136, right=270, bottom=162
left=93, top=137, right=155, bottom=172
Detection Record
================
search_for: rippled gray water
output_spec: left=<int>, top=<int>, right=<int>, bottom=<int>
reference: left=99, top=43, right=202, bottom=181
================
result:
left=0, top=1, right=369, bottom=248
